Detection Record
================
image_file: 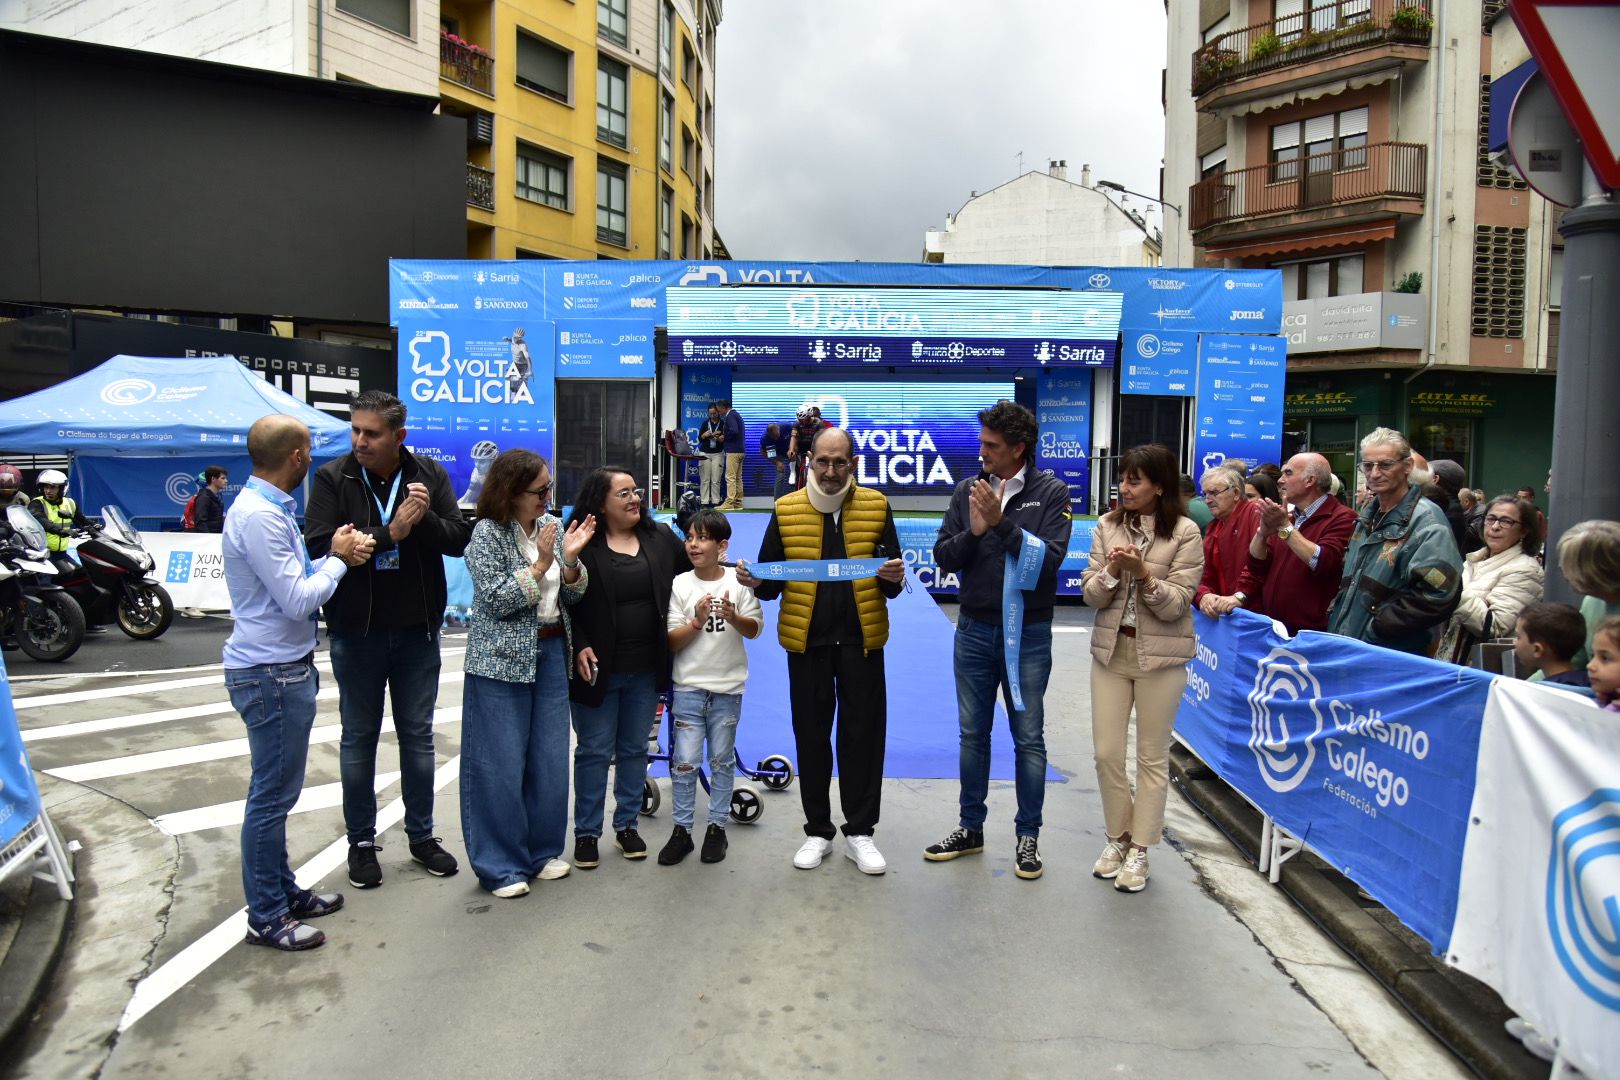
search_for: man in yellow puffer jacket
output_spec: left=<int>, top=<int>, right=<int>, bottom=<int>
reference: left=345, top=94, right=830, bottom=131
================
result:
left=737, top=426, right=905, bottom=876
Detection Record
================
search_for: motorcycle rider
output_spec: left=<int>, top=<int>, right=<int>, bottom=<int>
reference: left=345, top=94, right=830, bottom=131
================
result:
left=31, top=469, right=107, bottom=633
left=0, top=464, right=29, bottom=508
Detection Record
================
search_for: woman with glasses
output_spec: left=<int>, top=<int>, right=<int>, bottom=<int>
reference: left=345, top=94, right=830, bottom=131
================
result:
left=1436, top=495, right=1544, bottom=665
left=460, top=450, right=594, bottom=898
left=1081, top=444, right=1204, bottom=893
left=1194, top=464, right=1261, bottom=619
left=565, top=467, right=692, bottom=867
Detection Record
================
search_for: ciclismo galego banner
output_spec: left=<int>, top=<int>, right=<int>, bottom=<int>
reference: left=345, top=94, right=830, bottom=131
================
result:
left=0, top=656, right=42, bottom=847
left=1174, top=610, right=1493, bottom=950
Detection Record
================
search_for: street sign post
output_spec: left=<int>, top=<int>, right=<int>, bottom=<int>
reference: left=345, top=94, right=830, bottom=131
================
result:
left=1508, top=71, right=1585, bottom=206
left=1510, top=0, right=1620, bottom=190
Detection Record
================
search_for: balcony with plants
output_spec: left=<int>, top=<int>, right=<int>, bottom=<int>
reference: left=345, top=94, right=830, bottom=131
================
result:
left=1192, top=0, right=1432, bottom=105
left=440, top=30, right=494, bottom=97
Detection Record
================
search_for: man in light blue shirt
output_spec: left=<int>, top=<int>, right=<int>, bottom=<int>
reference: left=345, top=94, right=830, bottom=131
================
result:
left=224, top=414, right=373, bottom=951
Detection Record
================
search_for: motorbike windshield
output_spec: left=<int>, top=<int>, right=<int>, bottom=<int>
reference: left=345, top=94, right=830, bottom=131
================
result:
left=6, top=505, right=48, bottom=551
left=101, top=504, right=140, bottom=545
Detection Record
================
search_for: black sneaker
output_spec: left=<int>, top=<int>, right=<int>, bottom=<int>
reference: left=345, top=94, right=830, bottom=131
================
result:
left=700, top=823, right=728, bottom=864
left=574, top=835, right=600, bottom=869
left=615, top=828, right=648, bottom=859
left=1015, top=836, right=1043, bottom=880
left=409, top=837, right=459, bottom=877
left=347, top=841, right=383, bottom=889
left=658, top=826, right=694, bottom=865
left=923, top=827, right=984, bottom=862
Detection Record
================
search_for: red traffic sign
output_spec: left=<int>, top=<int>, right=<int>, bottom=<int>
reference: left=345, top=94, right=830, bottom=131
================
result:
left=1510, top=0, right=1620, bottom=190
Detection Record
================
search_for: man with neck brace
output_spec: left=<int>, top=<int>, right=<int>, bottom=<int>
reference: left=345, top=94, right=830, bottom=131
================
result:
left=736, top=426, right=905, bottom=875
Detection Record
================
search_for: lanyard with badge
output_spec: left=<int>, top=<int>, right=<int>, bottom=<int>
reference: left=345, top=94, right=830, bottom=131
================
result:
left=369, top=470, right=403, bottom=571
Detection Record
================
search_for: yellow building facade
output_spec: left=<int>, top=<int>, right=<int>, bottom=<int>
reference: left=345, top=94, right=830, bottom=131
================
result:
left=437, top=0, right=718, bottom=262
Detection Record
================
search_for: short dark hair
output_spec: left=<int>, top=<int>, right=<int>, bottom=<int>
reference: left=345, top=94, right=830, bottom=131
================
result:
left=716, top=399, right=731, bottom=409
left=1179, top=474, right=1196, bottom=497
left=977, top=400, right=1037, bottom=459
left=350, top=389, right=407, bottom=431
left=204, top=465, right=228, bottom=483
left=475, top=449, right=547, bottom=524
left=685, top=508, right=732, bottom=542
left=1517, top=602, right=1586, bottom=662
left=1486, top=495, right=1542, bottom=557
left=1108, top=443, right=1185, bottom=539
left=567, top=466, right=651, bottom=533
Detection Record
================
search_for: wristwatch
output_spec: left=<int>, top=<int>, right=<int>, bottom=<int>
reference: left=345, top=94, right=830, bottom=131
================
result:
left=1233, top=591, right=1248, bottom=605
left=1277, top=525, right=1295, bottom=540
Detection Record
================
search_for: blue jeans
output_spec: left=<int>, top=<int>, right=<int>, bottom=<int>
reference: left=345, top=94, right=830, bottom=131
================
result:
left=459, top=641, right=571, bottom=891
left=669, top=689, right=742, bottom=829
left=772, top=464, right=789, bottom=500
left=331, top=628, right=443, bottom=845
left=954, top=614, right=1052, bottom=838
left=228, top=659, right=319, bottom=924
left=572, top=671, right=659, bottom=835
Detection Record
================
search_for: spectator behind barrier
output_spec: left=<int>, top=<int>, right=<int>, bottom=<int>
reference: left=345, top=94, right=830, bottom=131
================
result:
left=1194, top=465, right=1259, bottom=618
left=1512, top=601, right=1593, bottom=696
left=1247, top=453, right=1359, bottom=636
left=1243, top=472, right=1279, bottom=504
left=1588, top=615, right=1620, bottom=711
left=1181, top=474, right=1211, bottom=536
left=1541, top=520, right=1620, bottom=680
left=1436, top=495, right=1544, bottom=665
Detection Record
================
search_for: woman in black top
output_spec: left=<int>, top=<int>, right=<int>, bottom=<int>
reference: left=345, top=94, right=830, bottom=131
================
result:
left=566, top=467, right=691, bottom=867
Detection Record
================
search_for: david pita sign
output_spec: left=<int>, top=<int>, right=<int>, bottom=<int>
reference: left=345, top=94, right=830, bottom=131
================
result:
left=1282, top=292, right=1426, bottom=355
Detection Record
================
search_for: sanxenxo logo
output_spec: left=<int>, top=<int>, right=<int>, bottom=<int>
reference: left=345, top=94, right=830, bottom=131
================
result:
left=1136, top=334, right=1161, bottom=359
left=1546, top=787, right=1620, bottom=1010
left=1247, top=648, right=1325, bottom=792
left=164, top=473, right=194, bottom=505
left=1088, top=273, right=1112, bottom=289
left=100, top=378, right=158, bottom=406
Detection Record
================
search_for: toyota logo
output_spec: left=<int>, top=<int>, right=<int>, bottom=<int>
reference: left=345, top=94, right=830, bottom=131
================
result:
left=1088, top=273, right=1112, bottom=289
left=1546, top=788, right=1620, bottom=1009
left=100, top=378, right=158, bottom=406
left=1247, top=647, right=1324, bottom=793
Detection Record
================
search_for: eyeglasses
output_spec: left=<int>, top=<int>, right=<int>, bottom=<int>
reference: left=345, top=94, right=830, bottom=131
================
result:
left=525, top=484, right=552, bottom=501
left=812, top=457, right=852, bottom=472
left=1483, top=514, right=1522, bottom=528
left=611, top=487, right=646, bottom=502
left=1359, top=458, right=1407, bottom=473
left=1203, top=485, right=1234, bottom=498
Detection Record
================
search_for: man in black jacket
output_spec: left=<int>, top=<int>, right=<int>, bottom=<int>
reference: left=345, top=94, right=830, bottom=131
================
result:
left=925, top=401, right=1071, bottom=880
left=305, top=391, right=472, bottom=890
left=195, top=465, right=228, bottom=533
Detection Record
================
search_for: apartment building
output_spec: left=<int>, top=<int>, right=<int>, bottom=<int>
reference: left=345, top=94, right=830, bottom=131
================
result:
left=1162, top=0, right=1557, bottom=496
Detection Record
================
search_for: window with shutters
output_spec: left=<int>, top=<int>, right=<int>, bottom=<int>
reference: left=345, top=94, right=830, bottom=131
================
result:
left=597, top=58, right=629, bottom=148
left=337, top=0, right=409, bottom=36
left=516, top=144, right=569, bottom=210
left=1200, top=145, right=1227, bottom=180
left=516, top=31, right=570, bottom=103
left=1270, top=106, right=1368, bottom=182
left=1477, top=75, right=1528, bottom=189
left=1472, top=226, right=1527, bottom=338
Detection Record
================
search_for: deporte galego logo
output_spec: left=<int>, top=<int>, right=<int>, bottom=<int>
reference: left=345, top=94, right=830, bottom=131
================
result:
left=1546, top=787, right=1620, bottom=1010
left=100, top=379, right=157, bottom=406
left=1247, top=647, right=1324, bottom=792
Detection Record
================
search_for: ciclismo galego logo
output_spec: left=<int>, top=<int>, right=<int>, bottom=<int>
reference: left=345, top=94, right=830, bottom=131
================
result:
left=165, top=473, right=194, bottom=505
left=1247, top=647, right=1324, bottom=792
left=100, top=378, right=158, bottom=406
left=1546, top=787, right=1620, bottom=1010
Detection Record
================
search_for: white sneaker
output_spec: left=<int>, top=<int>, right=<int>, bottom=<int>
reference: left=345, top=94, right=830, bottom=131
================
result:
left=491, top=880, right=530, bottom=898
left=536, top=858, right=571, bottom=881
left=793, top=836, right=834, bottom=869
left=844, top=834, right=887, bottom=875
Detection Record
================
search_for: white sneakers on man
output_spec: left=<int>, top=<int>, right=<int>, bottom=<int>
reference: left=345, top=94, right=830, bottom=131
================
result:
left=844, top=835, right=886, bottom=875
left=793, top=836, right=834, bottom=869
left=536, top=858, right=571, bottom=880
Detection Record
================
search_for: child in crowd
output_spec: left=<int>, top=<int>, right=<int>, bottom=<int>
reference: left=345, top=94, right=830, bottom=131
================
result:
left=1513, top=602, right=1595, bottom=698
left=661, top=509, right=762, bottom=865
left=1587, top=615, right=1620, bottom=711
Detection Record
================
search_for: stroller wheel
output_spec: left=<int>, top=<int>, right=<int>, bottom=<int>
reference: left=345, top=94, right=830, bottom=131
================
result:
left=641, top=778, right=662, bottom=817
left=729, top=786, right=763, bottom=825
left=758, top=755, right=795, bottom=790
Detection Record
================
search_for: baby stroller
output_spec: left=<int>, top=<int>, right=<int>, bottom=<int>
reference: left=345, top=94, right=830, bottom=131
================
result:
left=640, top=695, right=794, bottom=824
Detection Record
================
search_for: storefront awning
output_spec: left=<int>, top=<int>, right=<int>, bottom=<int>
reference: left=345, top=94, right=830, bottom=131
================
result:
left=1205, top=219, right=1398, bottom=260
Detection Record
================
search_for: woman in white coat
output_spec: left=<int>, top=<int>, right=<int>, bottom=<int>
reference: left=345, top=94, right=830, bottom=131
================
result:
left=1437, top=494, right=1544, bottom=665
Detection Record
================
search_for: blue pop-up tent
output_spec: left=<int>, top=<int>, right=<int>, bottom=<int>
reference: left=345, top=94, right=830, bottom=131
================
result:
left=0, top=355, right=351, bottom=523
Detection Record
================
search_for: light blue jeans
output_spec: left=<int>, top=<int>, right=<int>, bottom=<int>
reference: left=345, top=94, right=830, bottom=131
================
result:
left=669, top=689, right=742, bottom=830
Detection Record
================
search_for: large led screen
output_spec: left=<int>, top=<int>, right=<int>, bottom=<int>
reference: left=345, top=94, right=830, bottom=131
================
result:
left=728, top=378, right=1014, bottom=499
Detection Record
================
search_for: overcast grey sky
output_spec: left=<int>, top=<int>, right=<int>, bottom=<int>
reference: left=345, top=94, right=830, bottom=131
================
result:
left=714, top=2, right=1169, bottom=262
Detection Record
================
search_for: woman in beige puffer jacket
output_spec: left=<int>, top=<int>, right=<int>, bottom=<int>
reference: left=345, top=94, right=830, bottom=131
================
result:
left=1081, top=444, right=1204, bottom=894
left=1436, top=494, right=1544, bottom=665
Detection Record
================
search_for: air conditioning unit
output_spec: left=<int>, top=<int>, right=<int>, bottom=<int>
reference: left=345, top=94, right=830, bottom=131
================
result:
left=470, top=111, right=494, bottom=146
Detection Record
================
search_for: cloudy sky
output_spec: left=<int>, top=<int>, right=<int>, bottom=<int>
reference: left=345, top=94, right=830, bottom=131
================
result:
left=714, top=2, right=1170, bottom=262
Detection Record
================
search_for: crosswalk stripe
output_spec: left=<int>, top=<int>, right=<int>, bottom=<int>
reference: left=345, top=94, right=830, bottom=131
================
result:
left=45, top=707, right=463, bottom=783
left=151, top=773, right=403, bottom=835
left=117, top=756, right=462, bottom=1034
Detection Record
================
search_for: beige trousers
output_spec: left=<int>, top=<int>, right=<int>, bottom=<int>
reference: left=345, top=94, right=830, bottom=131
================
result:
left=1089, top=633, right=1187, bottom=847
left=723, top=452, right=744, bottom=505
left=699, top=453, right=724, bottom=505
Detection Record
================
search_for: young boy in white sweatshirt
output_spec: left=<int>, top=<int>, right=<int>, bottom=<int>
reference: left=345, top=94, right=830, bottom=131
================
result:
left=661, top=510, right=762, bottom=864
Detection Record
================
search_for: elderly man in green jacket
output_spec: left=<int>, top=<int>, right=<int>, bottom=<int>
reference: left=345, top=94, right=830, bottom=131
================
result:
left=1327, top=427, right=1463, bottom=654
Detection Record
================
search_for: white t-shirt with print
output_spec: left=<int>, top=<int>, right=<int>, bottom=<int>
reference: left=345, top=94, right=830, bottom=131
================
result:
left=665, top=566, right=761, bottom=695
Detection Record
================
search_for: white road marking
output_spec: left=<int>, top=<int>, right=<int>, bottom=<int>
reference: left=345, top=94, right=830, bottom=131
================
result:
left=46, top=708, right=463, bottom=783
left=152, top=773, right=402, bottom=835
left=117, top=757, right=461, bottom=1033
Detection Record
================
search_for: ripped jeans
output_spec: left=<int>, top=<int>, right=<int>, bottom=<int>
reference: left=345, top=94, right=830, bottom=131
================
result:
left=669, top=688, right=742, bottom=830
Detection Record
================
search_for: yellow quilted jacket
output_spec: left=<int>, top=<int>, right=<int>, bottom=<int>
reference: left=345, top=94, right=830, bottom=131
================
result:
left=774, top=486, right=890, bottom=654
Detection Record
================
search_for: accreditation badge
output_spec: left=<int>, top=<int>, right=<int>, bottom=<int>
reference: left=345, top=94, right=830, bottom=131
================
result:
left=374, top=549, right=400, bottom=571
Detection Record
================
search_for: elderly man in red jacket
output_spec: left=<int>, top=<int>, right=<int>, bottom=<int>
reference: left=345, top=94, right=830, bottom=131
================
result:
left=1246, top=452, right=1358, bottom=635
left=1195, top=464, right=1262, bottom=618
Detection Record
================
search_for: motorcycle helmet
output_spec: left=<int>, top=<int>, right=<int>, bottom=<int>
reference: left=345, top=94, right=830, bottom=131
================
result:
left=0, top=464, right=20, bottom=488
left=37, top=469, right=67, bottom=487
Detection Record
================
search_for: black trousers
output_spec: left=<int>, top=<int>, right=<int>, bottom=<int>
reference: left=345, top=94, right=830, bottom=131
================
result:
left=787, top=644, right=886, bottom=839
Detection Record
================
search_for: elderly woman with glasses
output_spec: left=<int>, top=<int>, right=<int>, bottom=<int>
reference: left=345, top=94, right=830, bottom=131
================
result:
left=564, top=467, right=692, bottom=868
left=1436, top=495, right=1544, bottom=665
left=1194, top=464, right=1262, bottom=619
left=460, top=450, right=594, bottom=897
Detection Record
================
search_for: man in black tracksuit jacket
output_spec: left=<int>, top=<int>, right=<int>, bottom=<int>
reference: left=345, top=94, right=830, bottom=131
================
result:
left=925, top=401, right=1072, bottom=880
left=304, top=391, right=471, bottom=891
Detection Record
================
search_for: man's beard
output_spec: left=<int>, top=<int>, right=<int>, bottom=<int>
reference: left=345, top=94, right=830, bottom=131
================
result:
left=807, top=473, right=854, bottom=514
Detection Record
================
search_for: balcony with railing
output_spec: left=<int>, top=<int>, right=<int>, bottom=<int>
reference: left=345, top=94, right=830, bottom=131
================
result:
left=441, top=34, right=493, bottom=96
left=1192, top=0, right=1432, bottom=105
left=466, top=163, right=494, bottom=211
left=1190, top=141, right=1425, bottom=238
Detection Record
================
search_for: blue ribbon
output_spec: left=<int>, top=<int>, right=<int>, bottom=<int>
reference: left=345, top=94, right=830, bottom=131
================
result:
left=1004, top=528, right=1045, bottom=712
left=744, top=558, right=890, bottom=582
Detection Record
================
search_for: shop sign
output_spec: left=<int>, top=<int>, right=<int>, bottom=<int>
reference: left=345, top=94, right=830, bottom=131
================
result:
left=1282, top=292, right=1427, bottom=354
left=1410, top=390, right=1500, bottom=417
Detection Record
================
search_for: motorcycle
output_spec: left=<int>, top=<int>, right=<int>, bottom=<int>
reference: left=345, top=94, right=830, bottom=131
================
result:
left=59, top=505, right=174, bottom=641
left=0, top=505, right=85, bottom=662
